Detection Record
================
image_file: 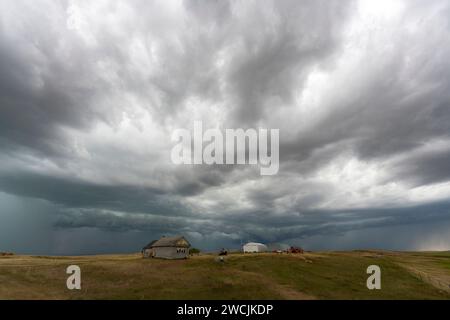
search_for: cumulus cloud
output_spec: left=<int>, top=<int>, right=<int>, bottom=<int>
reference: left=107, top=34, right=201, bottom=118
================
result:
left=1, top=0, right=450, bottom=253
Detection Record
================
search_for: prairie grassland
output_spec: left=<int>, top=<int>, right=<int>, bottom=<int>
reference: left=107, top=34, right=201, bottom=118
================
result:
left=0, top=251, right=449, bottom=300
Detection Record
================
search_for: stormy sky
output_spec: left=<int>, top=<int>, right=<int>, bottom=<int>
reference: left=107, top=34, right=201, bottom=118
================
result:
left=1, top=0, right=450, bottom=254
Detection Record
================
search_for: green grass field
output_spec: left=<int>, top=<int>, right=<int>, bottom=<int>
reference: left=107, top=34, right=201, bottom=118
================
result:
left=0, top=250, right=449, bottom=299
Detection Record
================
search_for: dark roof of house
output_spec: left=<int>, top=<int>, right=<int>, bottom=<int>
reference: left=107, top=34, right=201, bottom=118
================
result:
left=150, top=236, right=191, bottom=248
left=143, top=240, right=157, bottom=250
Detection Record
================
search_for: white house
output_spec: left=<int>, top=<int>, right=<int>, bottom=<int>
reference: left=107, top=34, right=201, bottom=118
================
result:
left=243, top=242, right=268, bottom=253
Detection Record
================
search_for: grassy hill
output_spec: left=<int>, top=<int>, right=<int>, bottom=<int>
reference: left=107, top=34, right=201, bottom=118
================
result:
left=0, top=251, right=449, bottom=299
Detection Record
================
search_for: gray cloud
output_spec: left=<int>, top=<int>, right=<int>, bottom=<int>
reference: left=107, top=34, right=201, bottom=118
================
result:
left=1, top=0, right=450, bottom=254
left=390, top=148, right=450, bottom=187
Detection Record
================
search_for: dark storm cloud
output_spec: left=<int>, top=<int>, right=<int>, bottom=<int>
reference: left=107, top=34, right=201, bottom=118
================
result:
left=235, top=200, right=450, bottom=243
left=276, top=1, right=450, bottom=180
left=390, top=148, right=450, bottom=187
left=225, top=0, right=353, bottom=125
left=50, top=197, right=450, bottom=250
left=0, top=170, right=195, bottom=216
left=1, top=0, right=450, bottom=253
left=280, top=38, right=450, bottom=172
left=0, top=7, right=110, bottom=157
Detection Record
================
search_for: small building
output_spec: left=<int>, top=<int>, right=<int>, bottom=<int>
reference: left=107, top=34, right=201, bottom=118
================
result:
left=142, top=236, right=191, bottom=259
left=243, top=242, right=268, bottom=253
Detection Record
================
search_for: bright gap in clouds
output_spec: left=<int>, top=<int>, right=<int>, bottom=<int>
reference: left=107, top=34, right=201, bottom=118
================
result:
left=359, top=0, right=405, bottom=20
